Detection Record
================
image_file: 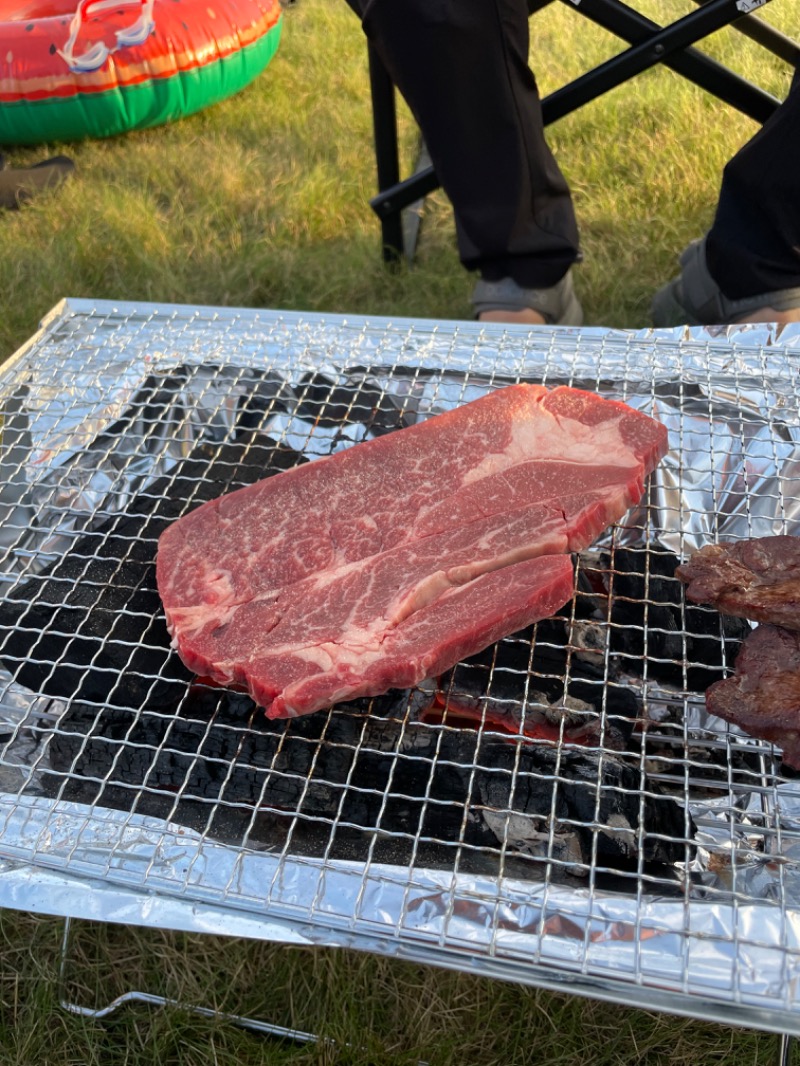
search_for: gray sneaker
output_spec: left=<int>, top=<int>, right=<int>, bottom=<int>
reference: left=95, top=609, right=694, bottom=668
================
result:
left=472, top=271, right=583, bottom=325
left=651, top=237, right=800, bottom=326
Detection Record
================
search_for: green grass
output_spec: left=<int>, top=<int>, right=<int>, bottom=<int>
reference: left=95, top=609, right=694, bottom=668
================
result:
left=0, top=1, right=798, bottom=1061
left=0, top=912, right=782, bottom=1065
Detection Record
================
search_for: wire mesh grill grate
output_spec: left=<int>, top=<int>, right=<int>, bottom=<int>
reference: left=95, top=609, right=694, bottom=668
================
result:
left=1, top=300, right=800, bottom=1029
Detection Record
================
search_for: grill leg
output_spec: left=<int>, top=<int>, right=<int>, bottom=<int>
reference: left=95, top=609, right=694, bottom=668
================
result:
left=57, top=918, right=433, bottom=1062
left=56, top=917, right=319, bottom=1043
left=779, top=1034, right=796, bottom=1065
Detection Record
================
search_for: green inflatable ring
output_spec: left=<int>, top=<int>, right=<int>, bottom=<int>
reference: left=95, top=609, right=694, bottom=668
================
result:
left=0, top=0, right=283, bottom=145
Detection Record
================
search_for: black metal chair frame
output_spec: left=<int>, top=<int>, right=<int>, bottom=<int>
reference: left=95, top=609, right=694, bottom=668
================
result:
left=356, top=0, right=800, bottom=263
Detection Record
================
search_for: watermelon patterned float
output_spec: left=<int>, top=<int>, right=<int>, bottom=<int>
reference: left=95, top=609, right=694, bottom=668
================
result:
left=0, top=0, right=283, bottom=145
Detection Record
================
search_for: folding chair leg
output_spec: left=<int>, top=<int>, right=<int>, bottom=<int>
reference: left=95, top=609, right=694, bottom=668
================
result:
left=367, top=43, right=405, bottom=264
left=543, top=0, right=782, bottom=125
left=693, top=0, right=800, bottom=65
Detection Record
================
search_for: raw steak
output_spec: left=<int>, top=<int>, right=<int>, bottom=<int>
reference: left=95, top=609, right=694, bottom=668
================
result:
left=676, top=535, right=800, bottom=632
left=156, top=384, right=669, bottom=718
left=705, top=624, right=800, bottom=768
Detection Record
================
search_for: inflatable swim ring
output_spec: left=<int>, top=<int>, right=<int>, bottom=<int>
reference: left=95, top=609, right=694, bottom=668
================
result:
left=0, top=0, right=283, bottom=145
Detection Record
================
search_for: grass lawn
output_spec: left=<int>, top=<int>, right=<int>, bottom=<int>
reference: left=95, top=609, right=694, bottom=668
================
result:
left=3, top=912, right=784, bottom=1065
left=0, top=0, right=798, bottom=1062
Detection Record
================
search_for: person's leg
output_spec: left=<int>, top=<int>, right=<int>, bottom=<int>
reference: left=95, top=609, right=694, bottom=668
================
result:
left=353, top=0, right=582, bottom=322
left=652, top=66, right=800, bottom=326
left=706, top=65, right=800, bottom=321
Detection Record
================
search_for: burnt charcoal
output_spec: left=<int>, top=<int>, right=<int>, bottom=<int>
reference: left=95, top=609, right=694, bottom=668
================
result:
left=101, top=370, right=198, bottom=440
left=0, top=509, right=192, bottom=709
left=0, top=436, right=304, bottom=708
left=529, top=617, right=639, bottom=738
left=477, top=743, right=687, bottom=869
left=48, top=684, right=369, bottom=803
left=295, top=371, right=412, bottom=436
left=439, top=613, right=638, bottom=748
left=601, top=547, right=751, bottom=690
left=47, top=684, right=690, bottom=880
left=47, top=689, right=472, bottom=843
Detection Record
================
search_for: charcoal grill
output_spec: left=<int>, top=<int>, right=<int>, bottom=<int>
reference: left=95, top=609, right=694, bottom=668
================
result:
left=2, top=298, right=800, bottom=1036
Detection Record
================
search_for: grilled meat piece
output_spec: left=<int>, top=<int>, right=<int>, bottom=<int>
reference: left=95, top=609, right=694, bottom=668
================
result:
left=706, top=624, right=800, bottom=768
left=676, top=536, right=800, bottom=632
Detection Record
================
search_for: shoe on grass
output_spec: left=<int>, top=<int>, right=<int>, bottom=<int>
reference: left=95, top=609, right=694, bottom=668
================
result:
left=651, top=237, right=800, bottom=326
left=0, top=155, right=75, bottom=210
left=472, top=271, right=583, bottom=325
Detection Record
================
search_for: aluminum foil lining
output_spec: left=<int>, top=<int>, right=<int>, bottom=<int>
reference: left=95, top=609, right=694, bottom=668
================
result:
left=1, top=299, right=800, bottom=1029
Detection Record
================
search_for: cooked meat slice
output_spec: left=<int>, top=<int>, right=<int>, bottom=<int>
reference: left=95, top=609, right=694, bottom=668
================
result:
left=676, top=536, right=800, bottom=632
left=705, top=624, right=800, bottom=768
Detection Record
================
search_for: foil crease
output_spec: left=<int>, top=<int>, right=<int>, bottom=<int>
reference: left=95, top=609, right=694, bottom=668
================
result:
left=2, top=299, right=800, bottom=1028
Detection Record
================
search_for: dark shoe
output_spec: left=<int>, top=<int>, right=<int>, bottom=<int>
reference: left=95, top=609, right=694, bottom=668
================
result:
left=651, top=237, right=800, bottom=326
left=0, top=155, right=75, bottom=210
left=472, top=271, right=584, bottom=325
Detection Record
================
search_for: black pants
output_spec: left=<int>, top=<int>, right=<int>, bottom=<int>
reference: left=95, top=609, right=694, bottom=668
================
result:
left=707, top=64, right=800, bottom=298
left=353, top=0, right=800, bottom=298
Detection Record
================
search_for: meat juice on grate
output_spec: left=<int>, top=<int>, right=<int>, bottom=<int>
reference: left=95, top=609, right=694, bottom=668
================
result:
left=157, top=384, right=669, bottom=718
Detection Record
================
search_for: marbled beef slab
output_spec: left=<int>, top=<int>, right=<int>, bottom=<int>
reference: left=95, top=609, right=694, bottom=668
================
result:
left=156, top=385, right=668, bottom=718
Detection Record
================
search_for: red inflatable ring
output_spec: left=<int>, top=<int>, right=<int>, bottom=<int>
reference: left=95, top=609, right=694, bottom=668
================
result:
left=0, top=0, right=283, bottom=145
